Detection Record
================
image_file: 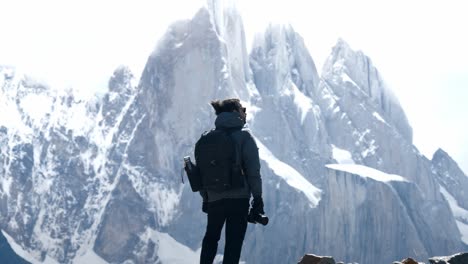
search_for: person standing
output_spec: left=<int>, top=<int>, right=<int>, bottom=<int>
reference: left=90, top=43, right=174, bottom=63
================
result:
left=195, top=98, right=264, bottom=264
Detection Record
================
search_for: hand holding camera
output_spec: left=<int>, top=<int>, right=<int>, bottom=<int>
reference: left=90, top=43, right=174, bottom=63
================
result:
left=248, top=196, right=268, bottom=226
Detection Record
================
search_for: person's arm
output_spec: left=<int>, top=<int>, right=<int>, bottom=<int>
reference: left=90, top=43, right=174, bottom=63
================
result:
left=241, top=131, right=262, bottom=199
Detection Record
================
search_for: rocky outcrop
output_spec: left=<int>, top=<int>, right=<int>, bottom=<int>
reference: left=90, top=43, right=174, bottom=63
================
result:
left=432, top=148, right=468, bottom=210
left=298, top=254, right=335, bottom=264
left=393, top=257, right=420, bottom=264
left=429, top=252, right=468, bottom=264
left=298, top=253, right=468, bottom=264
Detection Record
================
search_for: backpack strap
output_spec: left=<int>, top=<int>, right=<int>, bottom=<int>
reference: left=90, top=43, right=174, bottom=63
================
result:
left=216, top=127, right=244, bottom=176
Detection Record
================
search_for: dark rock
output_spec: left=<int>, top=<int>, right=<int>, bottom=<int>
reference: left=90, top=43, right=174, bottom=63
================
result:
left=398, top=258, right=419, bottom=264
left=94, top=174, right=154, bottom=263
left=298, top=254, right=336, bottom=264
left=429, top=252, right=468, bottom=264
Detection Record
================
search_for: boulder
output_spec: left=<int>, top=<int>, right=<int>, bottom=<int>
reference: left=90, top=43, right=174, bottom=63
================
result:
left=393, top=258, right=419, bottom=264
left=298, top=254, right=336, bottom=264
left=429, top=252, right=468, bottom=264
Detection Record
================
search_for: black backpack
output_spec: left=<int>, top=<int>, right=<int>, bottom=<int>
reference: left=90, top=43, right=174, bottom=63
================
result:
left=194, top=128, right=244, bottom=192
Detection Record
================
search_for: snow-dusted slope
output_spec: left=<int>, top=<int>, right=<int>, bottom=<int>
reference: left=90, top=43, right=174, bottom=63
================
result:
left=432, top=148, right=468, bottom=210
left=322, top=38, right=412, bottom=143
left=0, top=64, right=140, bottom=263
left=440, top=187, right=468, bottom=245
left=317, top=39, right=466, bottom=261
left=257, top=138, right=322, bottom=207
left=318, top=39, right=443, bottom=202
left=432, top=148, right=468, bottom=246
left=326, top=163, right=408, bottom=183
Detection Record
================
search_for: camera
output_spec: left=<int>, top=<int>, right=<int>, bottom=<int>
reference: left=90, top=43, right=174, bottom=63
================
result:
left=183, top=156, right=192, bottom=171
left=183, top=156, right=203, bottom=192
left=247, top=212, right=269, bottom=226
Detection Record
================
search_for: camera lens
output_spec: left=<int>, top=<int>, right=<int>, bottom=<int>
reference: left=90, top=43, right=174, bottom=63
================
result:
left=256, top=214, right=269, bottom=226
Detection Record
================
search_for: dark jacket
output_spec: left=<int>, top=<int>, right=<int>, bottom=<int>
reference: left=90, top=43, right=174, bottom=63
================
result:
left=199, top=112, right=262, bottom=202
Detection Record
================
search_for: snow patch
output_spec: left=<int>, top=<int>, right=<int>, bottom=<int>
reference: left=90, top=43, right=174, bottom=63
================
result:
left=332, top=106, right=340, bottom=114
left=245, top=80, right=261, bottom=100
left=19, top=93, right=53, bottom=125
left=357, top=129, right=370, bottom=142
left=438, top=185, right=468, bottom=244
left=1, top=175, right=13, bottom=196
left=240, top=99, right=261, bottom=124
left=107, top=91, right=120, bottom=103
left=256, top=138, right=322, bottom=207
left=354, top=129, right=378, bottom=158
left=332, top=58, right=345, bottom=72
left=456, top=220, right=468, bottom=245
left=220, top=61, right=229, bottom=79
left=373, top=112, right=388, bottom=125
left=331, top=145, right=355, bottom=164
left=32, top=207, right=66, bottom=258
left=1, top=66, right=15, bottom=79
left=59, top=101, right=95, bottom=137
left=143, top=228, right=199, bottom=264
left=148, top=183, right=181, bottom=227
left=73, top=249, right=108, bottom=264
left=0, top=92, right=33, bottom=137
left=341, top=72, right=358, bottom=87
left=440, top=186, right=468, bottom=223
left=326, top=164, right=408, bottom=183
left=321, top=85, right=339, bottom=103
left=290, top=81, right=313, bottom=124
left=362, top=139, right=377, bottom=158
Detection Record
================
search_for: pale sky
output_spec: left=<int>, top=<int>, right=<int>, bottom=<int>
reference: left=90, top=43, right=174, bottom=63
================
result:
left=1, top=0, right=467, bottom=174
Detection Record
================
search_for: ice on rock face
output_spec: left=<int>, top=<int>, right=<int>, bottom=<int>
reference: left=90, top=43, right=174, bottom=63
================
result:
left=322, top=39, right=413, bottom=143
left=249, top=23, right=330, bottom=167
left=432, top=148, right=468, bottom=210
left=257, top=138, right=322, bottom=207
left=326, top=163, right=408, bottom=183
left=331, top=144, right=355, bottom=164
left=250, top=24, right=320, bottom=97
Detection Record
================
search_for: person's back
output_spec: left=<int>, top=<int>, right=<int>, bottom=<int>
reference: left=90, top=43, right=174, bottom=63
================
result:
left=196, top=98, right=265, bottom=264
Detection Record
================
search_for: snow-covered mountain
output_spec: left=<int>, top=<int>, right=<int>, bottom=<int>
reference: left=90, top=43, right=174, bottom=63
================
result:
left=1, top=3, right=467, bottom=264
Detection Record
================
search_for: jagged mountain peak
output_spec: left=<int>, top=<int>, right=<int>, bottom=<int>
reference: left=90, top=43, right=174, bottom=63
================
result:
left=322, top=38, right=413, bottom=143
left=432, top=147, right=467, bottom=177
left=432, top=145, right=468, bottom=214
left=108, top=65, right=135, bottom=93
left=329, top=38, right=370, bottom=59
left=323, top=38, right=374, bottom=81
left=251, top=23, right=300, bottom=54
left=207, top=0, right=243, bottom=39
left=433, top=148, right=450, bottom=160
left=141, top=1, right=254, bottom=124
left=251, top=23, right=302, bottom=61
left=0, top=65, right=50, bottom=97
left=325, top=38, right=378, bottom=76
left=0, top=65, right=16, bottom=81
left=250, top=23, right=320, bottom=97
left=150, top=2, right=246, bottom=59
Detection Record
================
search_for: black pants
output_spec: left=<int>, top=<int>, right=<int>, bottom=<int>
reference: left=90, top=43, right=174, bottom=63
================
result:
left=200, top=198, right=250, bottom=264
